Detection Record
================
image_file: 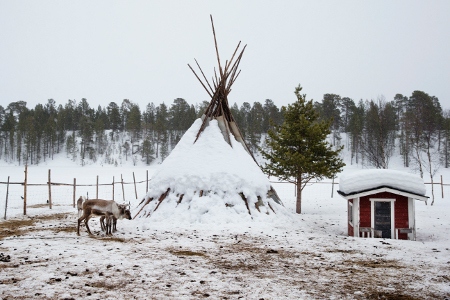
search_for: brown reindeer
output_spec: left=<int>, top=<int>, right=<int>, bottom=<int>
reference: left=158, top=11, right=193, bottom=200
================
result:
left=76, top=196, right=85, bottom=217
left=77, top=199, right=131, bottom=236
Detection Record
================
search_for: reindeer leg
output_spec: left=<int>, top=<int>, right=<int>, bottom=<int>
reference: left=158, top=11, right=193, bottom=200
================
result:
left=109, top=216, right=113, bottom=235
left=85, top=215, right=93, bottom=235
left=100, top=216, right=105, bottom=231
left=104, top=213, right=111, bottom=235
left=77, top=215, right=85, bottom=236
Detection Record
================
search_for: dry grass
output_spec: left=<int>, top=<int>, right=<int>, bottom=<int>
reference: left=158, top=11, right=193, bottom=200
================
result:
left=364, top=290, right=424, bottom=300
left=0, top=219, right=36, bottom=239
left=0, top=213, right=71, bottom=239
left=168, top=249, right=207, bottom=257
left=95, top=236, right=126, bottom=243
left=87, top=280, right=128, bottom=290
left=345, top=258, right=403, bottom=269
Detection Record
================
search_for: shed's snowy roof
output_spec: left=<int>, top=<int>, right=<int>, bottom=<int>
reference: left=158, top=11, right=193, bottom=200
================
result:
left=338, top=169, right=426, bottom=197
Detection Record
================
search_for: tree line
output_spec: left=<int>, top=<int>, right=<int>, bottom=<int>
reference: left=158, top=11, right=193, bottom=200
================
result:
left=0, top=89, right=446, bottom=181
left=313, top=90, right=447, bottom=201
left=0, top=98, right=283, bottom=166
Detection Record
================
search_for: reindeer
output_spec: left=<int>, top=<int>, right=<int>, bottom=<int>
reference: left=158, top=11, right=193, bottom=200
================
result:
left=99, top=204, right=130, bottom=233
left=76, top=196, right=86, bottom=217
left=77, top=199, right=132, bottom=236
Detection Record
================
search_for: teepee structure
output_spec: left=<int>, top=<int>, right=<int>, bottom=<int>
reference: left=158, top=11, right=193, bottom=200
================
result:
left=134, top=16, right=284, bottom=222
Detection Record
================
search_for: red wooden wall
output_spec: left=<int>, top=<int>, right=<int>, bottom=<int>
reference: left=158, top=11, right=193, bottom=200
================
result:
left=350, top=191, right=410, bottom=240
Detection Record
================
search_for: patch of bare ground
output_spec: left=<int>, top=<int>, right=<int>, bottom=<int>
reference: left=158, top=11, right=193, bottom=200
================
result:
left=94, top=236, right=126, bottom=243
left=0, top=213, right=70, bottom=239
left=87, top=279, right=129, bottom=290
left=202, top=240, right=445, bottom=299
left=168, top=249, right=207, bottom=257
left=0, top=213, right=448, bottom=299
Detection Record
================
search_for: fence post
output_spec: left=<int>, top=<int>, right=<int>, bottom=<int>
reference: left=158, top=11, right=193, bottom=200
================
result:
left=73, top=178, right=76, bottom=208
left=96, top=175, right=99, bottom=199
left=48, top=169, right=52, bottom=209
left=23, top=165, right=28, bottom=215
left=112, top=176, right=115, bottom=201
left=133, top=172, right=138, bottom=199
left=146, top=170, right=149, bottom=193
left=4, top=176, right=10, bottom=220
left=441, top=175, right=444, bottom=199
left=121, top=174, right=125, bottom=203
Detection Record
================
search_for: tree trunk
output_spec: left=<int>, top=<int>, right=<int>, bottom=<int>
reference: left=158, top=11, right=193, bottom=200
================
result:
left=296, top=176, right=302, bottom=214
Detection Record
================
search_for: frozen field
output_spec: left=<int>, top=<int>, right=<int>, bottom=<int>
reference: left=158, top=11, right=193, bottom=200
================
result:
left=0, top=159, right=449, bottom=299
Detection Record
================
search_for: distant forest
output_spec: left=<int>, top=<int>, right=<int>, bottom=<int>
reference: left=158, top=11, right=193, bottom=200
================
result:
left=0, top=90, right=448, bottom=177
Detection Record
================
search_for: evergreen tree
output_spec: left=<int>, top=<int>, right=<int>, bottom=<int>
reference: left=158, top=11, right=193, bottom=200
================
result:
left=348, top=100, right=365, bottom=165
left=155, top=103, right=169, bottom=158
left=126, top=103, right=142, bottom=142
left=143, top=102, right=156, bottom=135
left=321, top=93, right=342, bottom=146
left=260, top=85, right=345, bottom=214
left=141, top=136, right=155, bottom=165
left=247, top=101, right=264, bottom=152
left=262, top=99, right=282, bottom=132
left=107, top=102, right=121, bottom=133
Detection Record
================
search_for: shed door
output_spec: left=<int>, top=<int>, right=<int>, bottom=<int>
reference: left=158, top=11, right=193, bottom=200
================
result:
left=374, top=201, right=391, bottom=238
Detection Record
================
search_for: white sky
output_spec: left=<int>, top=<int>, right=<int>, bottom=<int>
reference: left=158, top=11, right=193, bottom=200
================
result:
left=1, top=1, right=449, bottom=110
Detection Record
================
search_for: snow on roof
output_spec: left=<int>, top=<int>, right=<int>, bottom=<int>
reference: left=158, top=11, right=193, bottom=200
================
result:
left=338, top=169, right=426, bottom=197
left=134, top=118, right=289, bottom=223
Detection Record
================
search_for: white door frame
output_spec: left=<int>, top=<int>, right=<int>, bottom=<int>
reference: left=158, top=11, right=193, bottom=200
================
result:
left=370, top=198, right=395, bottom=238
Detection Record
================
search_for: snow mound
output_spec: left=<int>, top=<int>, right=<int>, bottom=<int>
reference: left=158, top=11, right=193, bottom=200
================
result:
left=134, top=118, right=289, bottom=224
left=339, top=169, right=426, bottom=196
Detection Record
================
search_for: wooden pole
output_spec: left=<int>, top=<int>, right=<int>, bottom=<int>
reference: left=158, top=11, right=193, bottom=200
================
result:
left=23, top=165, right=27, bottom=215
left=121, top=174, right=125, bottom=202
left=73, top=178, right=76, bottom=208
left=441, top=175, right=444, bottom=198
left=133, top=172, right=138, bottom=199
left=48, top=169, right=52, bottom=209
left=146, top=170, right=149, bottom=193
left=4, top=176, right=10, bottom=220
left=96, top=175, right=99, bottom=199
left=112, top=176, right=115, bottom=201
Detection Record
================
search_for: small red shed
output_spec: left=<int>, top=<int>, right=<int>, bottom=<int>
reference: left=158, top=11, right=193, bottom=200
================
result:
left=337, top=169, right=428, bottom=240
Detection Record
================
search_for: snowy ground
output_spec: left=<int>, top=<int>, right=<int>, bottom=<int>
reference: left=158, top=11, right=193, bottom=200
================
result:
left=0, top=157, right=450, bottom=299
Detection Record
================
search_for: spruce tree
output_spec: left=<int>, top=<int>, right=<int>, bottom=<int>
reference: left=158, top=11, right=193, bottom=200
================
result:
left=260, top=85, right=345, bottom=214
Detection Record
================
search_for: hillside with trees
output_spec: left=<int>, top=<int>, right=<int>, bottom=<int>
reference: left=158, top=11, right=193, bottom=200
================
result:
left=0, top=98, right=283, bottom=167
left=0, top=90, right=446, bottom=179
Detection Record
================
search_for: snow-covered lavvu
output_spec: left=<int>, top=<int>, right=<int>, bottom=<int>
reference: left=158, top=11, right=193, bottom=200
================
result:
left=0, top=127, right=449, bottom=299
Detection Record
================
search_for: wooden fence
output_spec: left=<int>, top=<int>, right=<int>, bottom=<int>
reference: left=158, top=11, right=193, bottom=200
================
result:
left=1, top=166, right=447, bottom=220
left=0, top=166, right=150, bottom=219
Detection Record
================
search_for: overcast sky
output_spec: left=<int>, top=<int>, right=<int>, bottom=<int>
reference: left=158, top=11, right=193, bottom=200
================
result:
left=1, top=1, right=449, bottom=111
